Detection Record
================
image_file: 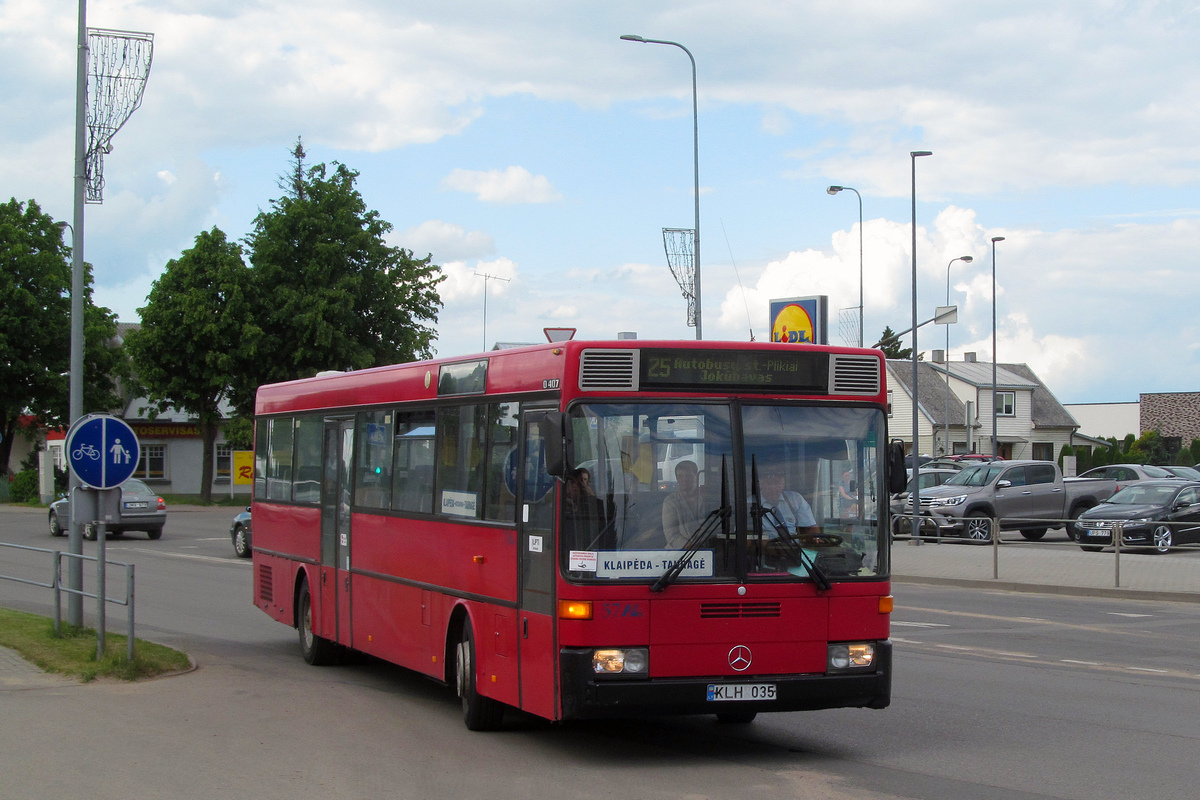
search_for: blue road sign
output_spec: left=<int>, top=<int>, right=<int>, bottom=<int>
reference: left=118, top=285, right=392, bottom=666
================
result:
left=65, top=415, right=140, bottom=489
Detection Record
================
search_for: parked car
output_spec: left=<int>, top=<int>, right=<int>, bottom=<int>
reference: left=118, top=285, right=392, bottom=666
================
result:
left=905, top=460, right=1118, bottom=542
left=1161, top=465, right=1200, bottom=481
left=1073, top=480, right=1200, bottom=553
left=940, top=453, right=1004, bottom=462
left=891, top=469, right=959, bottom=537
left=48, top=478, right=166, bottom=539
left=1078, top=464, right=1175, bottom=490
left=230, top=507, right=252, bottom=558
left=921, top=459, right=967, bottom=471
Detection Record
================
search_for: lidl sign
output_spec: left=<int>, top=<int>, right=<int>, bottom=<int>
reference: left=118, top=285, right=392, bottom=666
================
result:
left=769, top=296, right=827, bottom=345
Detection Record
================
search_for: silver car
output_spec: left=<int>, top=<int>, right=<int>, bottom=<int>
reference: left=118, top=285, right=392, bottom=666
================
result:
left=48, top=478, right=167, bottom=540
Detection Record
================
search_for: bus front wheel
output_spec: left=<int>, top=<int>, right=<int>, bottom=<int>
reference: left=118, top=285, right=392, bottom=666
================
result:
left=298, top=580, right=337, bottom=666
left=455, top=623, right=505, bottom=731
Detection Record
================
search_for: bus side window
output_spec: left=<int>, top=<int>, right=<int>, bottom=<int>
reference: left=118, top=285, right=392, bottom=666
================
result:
left=392, top=409, right=436, bottom=514
left=482, top=402, right=519, bottom=522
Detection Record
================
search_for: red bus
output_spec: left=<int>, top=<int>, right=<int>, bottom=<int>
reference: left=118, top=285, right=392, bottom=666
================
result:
left=251, top=337, right=905, bottom=729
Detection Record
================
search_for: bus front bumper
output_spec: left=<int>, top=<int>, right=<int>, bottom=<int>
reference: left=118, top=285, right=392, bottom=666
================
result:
left=559, top=641, right=892, bottom=720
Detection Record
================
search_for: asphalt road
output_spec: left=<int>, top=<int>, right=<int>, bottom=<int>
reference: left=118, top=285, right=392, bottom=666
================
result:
left=2, top=505, right=1198, bottom=800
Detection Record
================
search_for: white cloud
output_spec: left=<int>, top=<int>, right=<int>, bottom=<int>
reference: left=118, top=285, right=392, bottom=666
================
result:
left=395, top=220, right=495, bottom=261
left=437, top=256, right=517, bottom=302
left=440, top=166, right=562, bottom=204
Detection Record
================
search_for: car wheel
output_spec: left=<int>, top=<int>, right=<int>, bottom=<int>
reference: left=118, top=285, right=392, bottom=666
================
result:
left=1019, top=528, right=1047, bottom=541
left=147, top=528, right=163, bottom=540
left=233, top=525, right=252, bottom=558
left=964, top=512, right=993, bottom=543
left=297, top=579, right=337, bottom=666
left=1152, top=525, right=1173, bottom=554
left=49, top=510, right=64, bottom=537
left=456, top=622, right=505, bottom=731
left=1080, top=545, right=1103, bottom=553
left=716, top=711, right=758, bottom=724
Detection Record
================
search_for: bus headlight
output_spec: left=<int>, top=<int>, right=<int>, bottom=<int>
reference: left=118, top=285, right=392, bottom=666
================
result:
left=592, top=648, right=649, bottom=675
left=828, top=642, right=876, bottom=672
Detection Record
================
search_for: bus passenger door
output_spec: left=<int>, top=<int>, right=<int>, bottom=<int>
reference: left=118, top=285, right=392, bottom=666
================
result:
left=518, top=409, right=558, bottom=719
left=320, top=418, right=355, bottom=649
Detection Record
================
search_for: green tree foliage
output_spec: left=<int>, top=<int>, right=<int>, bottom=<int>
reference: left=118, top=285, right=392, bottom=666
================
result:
left=125, top=228, right=253, bottom=502
left=877, top=326, right=913, bottom=360
left=231, top=141, right=443, bottom=414
left=1127, top=429, right=1170, bottom=466
left=0, top=198, right=121, bottom=474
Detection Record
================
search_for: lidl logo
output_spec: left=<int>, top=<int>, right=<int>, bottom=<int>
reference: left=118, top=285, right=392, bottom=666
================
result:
left=771, top=303, right=815, bottom=344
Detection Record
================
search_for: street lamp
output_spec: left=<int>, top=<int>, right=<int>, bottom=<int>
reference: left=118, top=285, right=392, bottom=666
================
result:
left=621, top=33, right=702, bottom=339
left=991, top=236, right=1005, bottom=458
left=909, top=151, right=932, bottom=545
left=827, top=185, right=863, bottom=346
left=943, top=255, right=973, bottom=455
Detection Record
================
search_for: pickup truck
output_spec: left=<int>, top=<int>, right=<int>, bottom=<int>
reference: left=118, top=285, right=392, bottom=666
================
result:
left=901, top=460, right=1118, bottom=542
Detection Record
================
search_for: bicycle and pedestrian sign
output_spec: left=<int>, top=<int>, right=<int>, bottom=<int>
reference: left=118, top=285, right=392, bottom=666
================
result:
left=65, top=414, right=140, bottom=489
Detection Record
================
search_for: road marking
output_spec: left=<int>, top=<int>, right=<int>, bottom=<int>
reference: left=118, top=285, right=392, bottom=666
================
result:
left=1061, top=659, right=1101, bottom=666
left=1108, top=612, right=1153, bottom=618
left=110, top=547, right=248, bottom=566
left=893, top=621, right=950, bottom=628
left=891, top=637, right=923, bottom=644
left=1128, top=667, right=1169, bottom=673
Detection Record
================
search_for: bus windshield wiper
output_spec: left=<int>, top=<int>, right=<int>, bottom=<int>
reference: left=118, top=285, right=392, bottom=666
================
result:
left=651, top=458, right=730, bottom=593
left=761, top=506, right=830, bottom=591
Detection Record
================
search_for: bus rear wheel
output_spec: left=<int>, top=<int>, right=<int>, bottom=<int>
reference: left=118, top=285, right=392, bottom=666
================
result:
left=298, top=580, right=337, bottom=666
left=455, top=623, right=505, bottom=731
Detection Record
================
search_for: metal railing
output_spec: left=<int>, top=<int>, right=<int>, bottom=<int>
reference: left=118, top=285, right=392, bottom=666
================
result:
left=891, top=512, right=1200, bottom=591
left=0, top=542, right=136, bottom=660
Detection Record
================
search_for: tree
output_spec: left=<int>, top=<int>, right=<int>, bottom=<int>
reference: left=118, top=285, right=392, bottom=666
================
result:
left=231, top=142, right=443, bottom=414
left=877, top=326, right=913, bottom=360
left=0, top=198, right=122, bottom=474
left=125, top=228, right=253, bottom=503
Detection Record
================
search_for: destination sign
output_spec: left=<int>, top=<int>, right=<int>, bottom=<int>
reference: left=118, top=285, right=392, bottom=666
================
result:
left=639, top=348, right=829, bottom=393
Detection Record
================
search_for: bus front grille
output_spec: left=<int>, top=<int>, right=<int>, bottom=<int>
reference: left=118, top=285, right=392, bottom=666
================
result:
left=700, top=601, right=782, bottom=619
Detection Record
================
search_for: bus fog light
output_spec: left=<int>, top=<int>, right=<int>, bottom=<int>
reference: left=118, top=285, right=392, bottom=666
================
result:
left=621, top=648, right=648, bottom=674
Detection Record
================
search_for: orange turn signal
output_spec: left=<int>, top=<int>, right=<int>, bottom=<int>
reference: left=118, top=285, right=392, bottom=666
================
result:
left=878, top=595, right=894, bottom=614
left=558, top=600, right=593, bottom=620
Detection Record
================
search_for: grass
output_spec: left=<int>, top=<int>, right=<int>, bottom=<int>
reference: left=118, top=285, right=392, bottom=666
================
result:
left=0, top=606, right=192, bottom=682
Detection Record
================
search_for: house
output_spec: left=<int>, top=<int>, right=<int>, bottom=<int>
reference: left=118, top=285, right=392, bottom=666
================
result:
left=885, top=352, right=1085, bottom=461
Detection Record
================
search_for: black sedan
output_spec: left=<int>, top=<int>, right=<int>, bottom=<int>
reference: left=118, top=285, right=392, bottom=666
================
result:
left=230, top=507, right=252, bottom=558
left=1073, top=480, right=1200, bottom=553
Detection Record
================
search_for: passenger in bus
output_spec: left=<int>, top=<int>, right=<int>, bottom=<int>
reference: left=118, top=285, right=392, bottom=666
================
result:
left=662, top=460, right=704, bottom=548
left=759, top=467, right=819, bottom=536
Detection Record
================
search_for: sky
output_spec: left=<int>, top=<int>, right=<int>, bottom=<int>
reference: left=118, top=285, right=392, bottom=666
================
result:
left=5, top=1, right=1200, bottom=405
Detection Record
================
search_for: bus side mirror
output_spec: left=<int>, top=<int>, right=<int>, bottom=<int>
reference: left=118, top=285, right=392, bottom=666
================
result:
left=539, top=412, right=572, bottom=480
left=887, top=440, right=907, bottom=494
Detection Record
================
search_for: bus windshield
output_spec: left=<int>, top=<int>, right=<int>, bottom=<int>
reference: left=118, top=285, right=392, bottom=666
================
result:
left=560, top=402, right=886, bottom=585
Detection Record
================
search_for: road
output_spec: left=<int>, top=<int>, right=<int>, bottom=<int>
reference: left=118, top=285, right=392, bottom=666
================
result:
left=2, top=505, right=1198, bottom=800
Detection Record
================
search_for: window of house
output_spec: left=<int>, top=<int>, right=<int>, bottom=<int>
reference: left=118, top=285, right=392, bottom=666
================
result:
left=135, top=444, right=166, bottom=480
left=216, top=443, right=232, bottom=479
left=995, top=391, right=1016, bottom=416
left=1031, top=443, right=1054, bottom=461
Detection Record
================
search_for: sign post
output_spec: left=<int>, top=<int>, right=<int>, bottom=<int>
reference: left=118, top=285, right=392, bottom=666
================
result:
left=64, top=414, right=139, bottom=657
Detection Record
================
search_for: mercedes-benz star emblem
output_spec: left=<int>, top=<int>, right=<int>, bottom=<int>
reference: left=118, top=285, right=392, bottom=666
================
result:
left=728, top=645, right=752, bottom=672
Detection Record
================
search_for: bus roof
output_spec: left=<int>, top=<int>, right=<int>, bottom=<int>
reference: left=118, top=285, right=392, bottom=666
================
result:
left=254, top=339, right=885, bottom=416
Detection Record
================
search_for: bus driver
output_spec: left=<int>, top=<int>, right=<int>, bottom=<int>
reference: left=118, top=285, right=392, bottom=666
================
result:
left=759, top=467, right=819, bottom=537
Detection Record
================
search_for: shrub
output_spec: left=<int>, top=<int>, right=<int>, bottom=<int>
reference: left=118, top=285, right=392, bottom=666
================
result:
left=8, top=469, right=39, bottom=503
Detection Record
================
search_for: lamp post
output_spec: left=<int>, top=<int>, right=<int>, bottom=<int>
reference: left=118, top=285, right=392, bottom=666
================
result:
left=990, top=236, right=1005, bottom=458
left=621, top=33, right=702, bottom=339
left=827, top=185, right=863, bottom=346
left=943, top=255, right=973, bottom=456
left=909, top=151, right=932, bottom=544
